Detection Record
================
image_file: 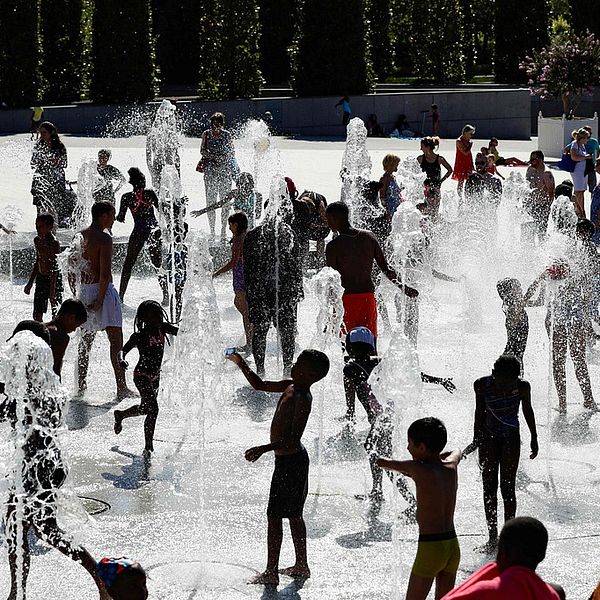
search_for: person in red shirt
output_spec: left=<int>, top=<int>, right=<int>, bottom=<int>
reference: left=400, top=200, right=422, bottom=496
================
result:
left=442, top=517, right=564, bottom=600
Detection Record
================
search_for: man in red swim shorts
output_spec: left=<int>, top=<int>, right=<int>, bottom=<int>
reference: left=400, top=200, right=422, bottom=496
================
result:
left=325, top=201, right=418, bottom=339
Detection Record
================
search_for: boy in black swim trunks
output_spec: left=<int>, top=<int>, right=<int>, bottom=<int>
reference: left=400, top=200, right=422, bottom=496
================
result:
left=24, top=213, right=62, bottom=321
left=378, top=418, right=462, bottom=600
left=228, top=348, right=330, bottom=586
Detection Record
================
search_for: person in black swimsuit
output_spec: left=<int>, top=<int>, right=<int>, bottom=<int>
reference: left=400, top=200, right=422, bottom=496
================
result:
left=417, top=136, right=453, bottom=216
left=116, top=168, right=167, bottom=304
left=114, top=300, right=178, bottom=456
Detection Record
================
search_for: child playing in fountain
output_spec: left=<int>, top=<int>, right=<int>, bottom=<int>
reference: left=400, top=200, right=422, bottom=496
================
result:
left=97, top=557, right=148, bottom=600
left=114, top=300, right=178, bottom=456
left=377, top=417, right=463, bottom=600
left=24, top=213, right=62, bottom=321
left=227, top=348, right=330, bottom=586
left=497, top=278, right=530, bottom=374
left=344, top=327, right=455, bottom=522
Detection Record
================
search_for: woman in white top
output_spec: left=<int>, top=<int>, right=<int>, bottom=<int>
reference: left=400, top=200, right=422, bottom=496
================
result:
left=570, top=128, right=591, bottom=218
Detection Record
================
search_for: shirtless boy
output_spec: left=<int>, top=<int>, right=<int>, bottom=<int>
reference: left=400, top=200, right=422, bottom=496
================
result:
left=228, top=349, right=330, bottom=586
left=24, top=213, right=62, bottom=321
left=75, top=201, right=131, bottom=398
left=525, top=151, right=555, bottom=240
left=378, top=417, right=462, bottom=600
left=325, top=201, right=417, bottom=340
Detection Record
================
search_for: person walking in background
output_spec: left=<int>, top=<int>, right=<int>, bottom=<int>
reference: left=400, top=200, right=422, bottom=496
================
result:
left=430, top=104, right=440, bottom=136
left=335, top=95, right=352, bottom=127
left=30, top=106, right=44, bottom=140
left=199, top=112, right=236, bottom=238
left=452, top=125, right=475, bottom=199
left=570, top=128, right=591, bottom=218
left=94, top=149, right=126, bottom=204
left=417, top=136, right=453, bottom=216
left=584, top=126, right=599, bottom=193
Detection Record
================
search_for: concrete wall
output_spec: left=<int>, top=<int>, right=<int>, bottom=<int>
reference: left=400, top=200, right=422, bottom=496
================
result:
left=0, top=88, right=532, bottom=140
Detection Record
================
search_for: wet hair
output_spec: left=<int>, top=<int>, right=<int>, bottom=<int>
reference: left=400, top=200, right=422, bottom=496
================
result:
left=383, top=153, right=401, bottom=170
left=210, top=112, right=225, bottom=126
left=57, top=298, right=88, bottom=323
left=496, top=278, right=523, bottom=303
left=8, top=320, right=51, bottom=346
left=493, top=354, right=521, bottom=380
left=128, top=167, right=146, bottom=190
left=530, top=150, right=544, bottom=161
left=36, top=213, right=54, bottom=227
left=325, top=201, right=350, bottom=221
left=91, top=201, right=115, bottom=221
left=228, top=211, right=248, bottom=233
left=134, top=300, right=178, bottom=338
left=462, top=124, right=476, bottom=135
left=297, top=349, right=330, bottom=382
left=497, top=517, right=548, bottom=570
left=38, top=121, right=65, bottom=151
left=421, top=136, right=440, bottom=150
left=407, top=417, right=447, bottom=453
left=555, top=181, right=573, bottom=199
left=236, top=172, right=254, bottom=190
left=576, top=218, right=595, bottom=239
left=98, top=149, right=112, bottom=159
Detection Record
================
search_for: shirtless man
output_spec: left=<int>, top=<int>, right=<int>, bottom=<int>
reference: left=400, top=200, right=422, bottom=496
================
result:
left=378, top=417, right=462, bottom=600
left=325, top=201, right=417, bottom=340
left=75, top=201, right=131, bottom=398
left=525, top=151, right=555, bottom=241
left=228, top=348, right=330, bottom=586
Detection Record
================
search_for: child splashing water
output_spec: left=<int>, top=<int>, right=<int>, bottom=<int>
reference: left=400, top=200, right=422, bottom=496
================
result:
left=496, top=278, right=530, bottom=374
left=114, top=300, right=178, bottom=456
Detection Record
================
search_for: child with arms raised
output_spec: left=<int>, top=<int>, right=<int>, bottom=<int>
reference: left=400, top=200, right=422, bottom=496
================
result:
left=378, top=417, right=462, bottom=600
left=114, top=300, right=178, bottom=456
left=228, top=348, right=330, bottom=586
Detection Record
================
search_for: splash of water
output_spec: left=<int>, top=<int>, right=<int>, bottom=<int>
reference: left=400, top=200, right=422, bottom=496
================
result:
left=146, top=100, right=181, bottom=190
left=0, top=205, right=23, bottom=300
left=72, top=159, right=103, bottom=233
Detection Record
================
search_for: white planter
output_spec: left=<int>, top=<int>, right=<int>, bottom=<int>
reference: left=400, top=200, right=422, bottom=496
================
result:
left=538, top=112, right=598, bottom=158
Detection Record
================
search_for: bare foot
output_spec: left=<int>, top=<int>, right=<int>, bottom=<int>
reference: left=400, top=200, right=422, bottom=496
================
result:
left=117, top=387, right=137, bottom=400
left=476, top=539, right=498, bottom=554
left=114, top=410, right=123, bottom=435
left=279, top=565, right=311, bottom=579
left=248, top=570, right=279, bottom=586
left=143, top=448, right=153, bottom=459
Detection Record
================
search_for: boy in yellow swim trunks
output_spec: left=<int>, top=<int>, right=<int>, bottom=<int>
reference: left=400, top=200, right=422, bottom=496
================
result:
left=377, top=417, right=462, bottom=600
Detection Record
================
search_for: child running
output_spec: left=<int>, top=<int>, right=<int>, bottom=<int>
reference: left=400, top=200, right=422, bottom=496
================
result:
left=24, top=213, right=62, bottom=321
left=497, top=278, right=530, bottom=374
left=227, top=348, right=330, bottom=586
left=114, top=300, right=178, bottom=456
left=213, top=212, right=253, bottom=351
left=377, top=417, right=462, bottom=600
left=464, top=354, right=539, bottom=553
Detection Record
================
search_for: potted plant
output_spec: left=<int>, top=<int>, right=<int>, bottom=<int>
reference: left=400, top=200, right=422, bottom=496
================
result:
left=520, top=29, right=600, bottom=156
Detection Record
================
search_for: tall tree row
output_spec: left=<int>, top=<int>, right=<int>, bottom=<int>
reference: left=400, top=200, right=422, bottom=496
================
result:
left=39, top=0, right=85, bottom=104
left=570, top=0, right=600, bottom=36
left=258, top=0, right=297, bottom=84
left=494, top=0, right=549, bottom=83
left=292, top=0, right=374, bottom=96
left=0, top=0, right=41, bottom=107
left=367, top=0, right=394, bottom=81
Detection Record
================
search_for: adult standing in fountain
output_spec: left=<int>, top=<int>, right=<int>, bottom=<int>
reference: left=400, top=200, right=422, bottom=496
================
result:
left=75, top=201, right=133, bottom=399
left=116, top=168, right=167, bottom=305
left=325, top=201, right=418, bottom=343
left=525, top=151, right=555, bottom=241
left=199, top=112, right=236, bottom=238
left=452, top=124, right=475, bottom=199
left=417, top=136, right=453, bottom=216
left=30, top=121, right=68, bottom=218
left=94, top=149, right=126, bottom=204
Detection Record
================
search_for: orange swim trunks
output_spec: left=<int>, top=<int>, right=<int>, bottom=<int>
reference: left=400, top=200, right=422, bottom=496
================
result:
left=342, top=292, right=378, bottom=337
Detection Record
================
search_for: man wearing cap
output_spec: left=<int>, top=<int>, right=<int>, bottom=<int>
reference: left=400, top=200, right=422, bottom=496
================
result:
left=325, top=201, right=417, bottom=340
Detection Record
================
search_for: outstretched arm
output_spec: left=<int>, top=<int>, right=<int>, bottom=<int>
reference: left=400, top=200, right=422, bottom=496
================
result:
left=228, top=353, right=292, bottom=393
left=373, top=236, right=419, bottom=297
left=432, top=269, right=460, bottom=283
left=524, top=274, right=545, bottom=306
left=464, top=380, right=486, bottom=456
left=376, top=457, right=419, bottom=478
left=421, top=372, right=455, bottom=393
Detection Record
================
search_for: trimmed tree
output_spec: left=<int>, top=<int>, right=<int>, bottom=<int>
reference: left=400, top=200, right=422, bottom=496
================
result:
left=0, top=0, right=40, bottom=107
left=258, top=0, right=297, bottom=84
left=219, top=0, right=263, bottom=98
left=495, top=0, right=549, bottom=83
left=153, top=1, right=201, bottom=86
left=367, top=0, right=394, bottom=81
left=391, top=0, right=414, bottom=76
left=90, top=0, right=158, bottom=103
left=39, top=0, right=85, bottom=103
left=570, top=0, right=600, bottom=36
left=198, top=0, right=223, bottom=100
left=408, top=0, right=465, bottom=83
left=292, top=0, right=373, bottom=96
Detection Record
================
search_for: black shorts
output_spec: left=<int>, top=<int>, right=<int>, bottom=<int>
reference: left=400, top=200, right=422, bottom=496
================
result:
left=267, top=447, right=309, bottom=519
left=34, top=273, right=63, bottom=315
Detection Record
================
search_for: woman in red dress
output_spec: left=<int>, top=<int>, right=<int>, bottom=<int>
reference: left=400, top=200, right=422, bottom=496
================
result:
left=452, top=124, right=476, bottom=198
